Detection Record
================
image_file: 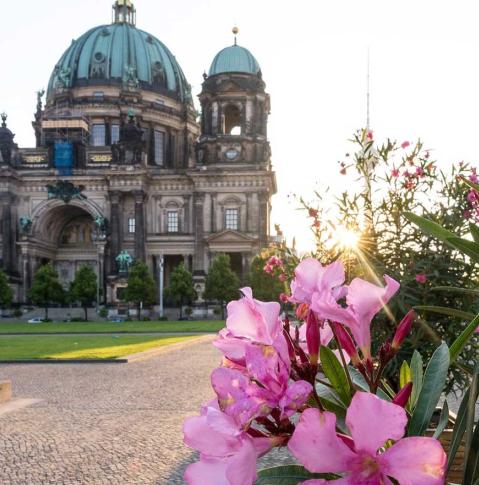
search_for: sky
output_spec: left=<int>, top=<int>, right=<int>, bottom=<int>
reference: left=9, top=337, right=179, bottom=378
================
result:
left=2, top=0, right=479, bottom=253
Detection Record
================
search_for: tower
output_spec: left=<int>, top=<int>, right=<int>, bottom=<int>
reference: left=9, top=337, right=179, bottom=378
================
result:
left=197, top=29, right=271, bottom=169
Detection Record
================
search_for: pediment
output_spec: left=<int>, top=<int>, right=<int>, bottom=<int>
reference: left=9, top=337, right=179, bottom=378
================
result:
left=206, top=230, right=256, bottom=244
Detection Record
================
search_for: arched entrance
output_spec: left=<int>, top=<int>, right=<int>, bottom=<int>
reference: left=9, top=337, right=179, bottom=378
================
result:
left=22, top=200, right=106, bottom=301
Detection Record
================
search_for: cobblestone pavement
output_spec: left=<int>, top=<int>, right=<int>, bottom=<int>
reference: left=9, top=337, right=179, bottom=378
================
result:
left=0, top=337, right=247, bottom=485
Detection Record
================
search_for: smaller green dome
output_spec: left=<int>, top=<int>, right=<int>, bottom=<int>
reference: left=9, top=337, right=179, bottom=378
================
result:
left=209, top=45, right=261, bottom=76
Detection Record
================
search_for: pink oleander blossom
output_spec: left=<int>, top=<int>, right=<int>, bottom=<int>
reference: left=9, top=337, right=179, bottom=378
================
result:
left=415, top=274, right=427, bottom=284
left=289, top=392, right=446, bottom=485
left=184, top=403, right=271, bottom=485
left=220, top=287, right=281, bottom=346
left=290, top=258, right=346, bottom=306
left=311, top=274, right=400, bottom=359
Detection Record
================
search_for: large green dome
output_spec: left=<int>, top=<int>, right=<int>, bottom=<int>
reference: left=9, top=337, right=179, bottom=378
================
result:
left=47, top=22, right=192, bottom=103
left=208, top=44, right=261, bottom=76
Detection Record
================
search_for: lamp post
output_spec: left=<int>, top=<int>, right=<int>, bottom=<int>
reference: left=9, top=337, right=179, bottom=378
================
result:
left=158, top=254, right=164, bottom=318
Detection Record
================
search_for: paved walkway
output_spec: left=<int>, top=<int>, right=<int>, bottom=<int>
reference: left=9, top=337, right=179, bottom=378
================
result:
left=0, top=337, right=226, bottom=484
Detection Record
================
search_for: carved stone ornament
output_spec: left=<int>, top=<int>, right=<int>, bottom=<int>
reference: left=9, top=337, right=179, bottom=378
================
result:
left=46, top=181, right=87, bottom=203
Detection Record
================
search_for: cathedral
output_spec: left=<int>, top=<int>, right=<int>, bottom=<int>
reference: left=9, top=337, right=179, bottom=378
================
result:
left=0, top=0, right=276, bottom=304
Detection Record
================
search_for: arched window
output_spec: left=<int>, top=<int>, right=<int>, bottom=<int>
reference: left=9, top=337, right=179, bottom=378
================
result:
left=223, top=105, right=242, bottom=135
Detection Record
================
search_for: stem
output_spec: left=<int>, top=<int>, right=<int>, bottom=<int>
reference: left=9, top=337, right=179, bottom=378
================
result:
left=311, top=386, right=325, bottom=411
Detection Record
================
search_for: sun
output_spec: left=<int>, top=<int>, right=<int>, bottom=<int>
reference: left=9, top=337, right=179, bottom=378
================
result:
left=335, top=225, right=360, bottom=250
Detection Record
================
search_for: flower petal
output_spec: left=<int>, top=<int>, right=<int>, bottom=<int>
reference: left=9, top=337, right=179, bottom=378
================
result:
left=279, top=380, right=313, bottom=418
left=183, top=409, right=241, bottom=457
left=226, top=289, right=281, bottom=345
left=288, top=408, right=356, bottom=473
left=379, top=436, right=446, bottom=485
left=346, top=392, right=407, bottom=455
left=184, top=457, right=229, bottom=485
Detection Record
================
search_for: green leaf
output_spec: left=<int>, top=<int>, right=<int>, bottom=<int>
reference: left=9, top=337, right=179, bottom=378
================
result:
left=461, top=176, right=479, bottom=193
left=404, top=211, right=479, bottom=261
left=414, top=305, right=475, bottom=321
left=400, top=360, right=412, bottom=389
left=464, top=363, right=479, bottom=482
left=403, top=212, right=458, bottom=243
left=447, top=368, right=479, bottom=472
left=320, top=345, right=351, bottom=406
left=446, top=237, right=479, bottom=262
left=255, top=465, right=340, bottom=484
left=463, top=422, right=479, bottom=485
left=449, top=313, right=479, bottom=364
left=315, top=383, right=347, bottom=416
left=433, top=400, right=450, bottom=439
left=410, top=351, right=424, bottom=408
left=348, top=366, right=370, bottom=391
left=470, top=223, right=479, bottom=244
left=431, top=286, right=479, bottom=296
left=407, top=342, right=450, bottom=437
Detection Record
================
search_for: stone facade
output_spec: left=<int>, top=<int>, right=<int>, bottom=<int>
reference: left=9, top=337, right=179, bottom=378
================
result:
left=0, top=3, right=276, bottom=304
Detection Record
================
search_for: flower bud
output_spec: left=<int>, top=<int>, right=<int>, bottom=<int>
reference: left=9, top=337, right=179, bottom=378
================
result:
left=392, top=382, right=413, bottom=408
left=332, top=323, right=360, bottom=366
left=392, top=310, right=415, bottom=350
left=306, top=311, right=320, bottom=366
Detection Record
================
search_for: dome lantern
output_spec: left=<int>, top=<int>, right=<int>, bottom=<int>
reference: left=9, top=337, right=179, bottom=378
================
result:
left=113, top=0, right=136, bottom=26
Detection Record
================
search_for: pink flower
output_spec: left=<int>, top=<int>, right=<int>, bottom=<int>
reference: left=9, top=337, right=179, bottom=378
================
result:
left=469, top=173, right=479, bottom=184
left=467, top=189, right=479, bottom=203
left=366, top=130, right=374, bottom=140
left=279, top=293, right=289, bottom=303
left=416, top=166, right=425, bottom=177
left=263, top=264, right=273, bottom=274
left=290, top=259, right=346, bottom=306
left=267, top=256, right=282, bottom=267
left=311, top=275, right=399, bottom=359
left=391, top=168, right=400, bottom=177
left=415, top=274, right=427, bottom=284
left=224, top=288, right=281, bottom=346
left=289, top=392, right=446, bottom=485
left=279, top=273, right=287, bottom=282
left=184, top=403, right=268, bottom=485
left=401, top=140, right=410, bottom=149
left=308, top=208, right=319, bottom=218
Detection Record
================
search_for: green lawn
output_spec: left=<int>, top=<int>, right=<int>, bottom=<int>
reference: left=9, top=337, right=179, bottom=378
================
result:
left=0, top=320, right=224, bottom=334
left=0, top=335, right=201, bottom=360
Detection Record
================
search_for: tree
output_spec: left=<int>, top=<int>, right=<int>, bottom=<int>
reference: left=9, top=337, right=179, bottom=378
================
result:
left=204, top=254, right=240, bottom=319
left=124, top=261, right=156, bottom=320
left=29, top=263, right=64, bottom=320
left=248, top=253, right=285, bottom=302
left=0, top=269, right=13, bottom=309
left=164, top=263, right=196, bottom=319
left=71, top=265, right=98, bottom=321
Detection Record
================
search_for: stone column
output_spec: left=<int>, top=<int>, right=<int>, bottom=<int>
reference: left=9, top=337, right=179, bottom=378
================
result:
left=134, top=190, right=146, bottom=261
left=0, top=193, right=14, bottom=275
left=212, top=102, right=219, bottom=134
left=246, top=193, right=253, bottom=232
left=193, top=192, right=205, bottom=273
left=258, top=192, right=269, bottom=249
left=109, top=191, right=121, bottom=274
left=211, top=194, right=217, bottom=233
